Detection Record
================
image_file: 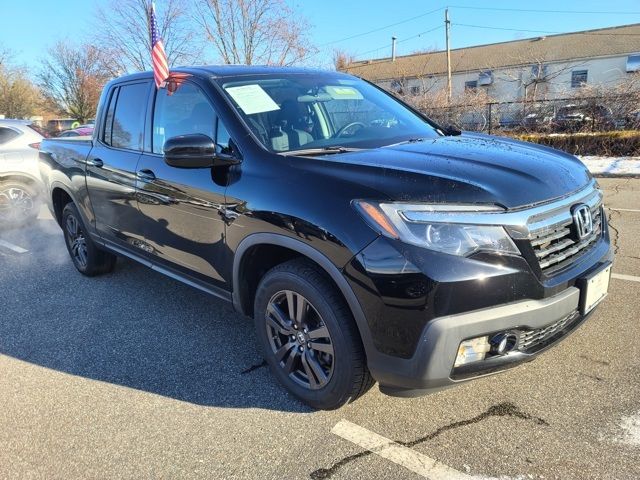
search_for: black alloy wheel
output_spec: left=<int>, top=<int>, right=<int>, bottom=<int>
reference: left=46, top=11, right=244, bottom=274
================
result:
left=265, top=289, right=335, bottom=390
left=64, top=211, right=88, bottom=269
left=61, top=203, right=116, bottom=276
left=254, top=259, right=374, bottom=410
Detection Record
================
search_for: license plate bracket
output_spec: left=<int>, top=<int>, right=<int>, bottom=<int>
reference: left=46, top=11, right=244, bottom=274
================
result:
left=578, top=262, right=612, bottom=315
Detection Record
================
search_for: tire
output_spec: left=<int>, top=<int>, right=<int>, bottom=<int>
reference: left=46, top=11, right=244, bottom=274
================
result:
left=254, top=259, right=374, bottom=410
left=0, top=181, right=40, bottom=227
left=62, top=203, right=116, bottom=276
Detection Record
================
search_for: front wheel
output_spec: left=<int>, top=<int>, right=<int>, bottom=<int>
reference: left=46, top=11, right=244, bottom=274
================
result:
left=62, top=203, right=116, bottom=276
left=254, top=259, right=374, bottom=410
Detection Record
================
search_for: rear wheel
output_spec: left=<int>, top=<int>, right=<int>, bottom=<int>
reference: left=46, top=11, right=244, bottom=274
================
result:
left=254, top=259, right=374, bottom=410
left=0, top=181, right=40, bottom=226
left=62, top=203, right=116, bottom=276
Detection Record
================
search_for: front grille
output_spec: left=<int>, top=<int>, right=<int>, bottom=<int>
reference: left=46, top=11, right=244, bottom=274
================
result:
left=518, top=310, right=581, bottom=353
left=529, top=204, right=603, bottom=275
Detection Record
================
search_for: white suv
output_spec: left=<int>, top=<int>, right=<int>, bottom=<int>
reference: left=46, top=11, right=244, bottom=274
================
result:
left=0, top=119, right=45, bottom=225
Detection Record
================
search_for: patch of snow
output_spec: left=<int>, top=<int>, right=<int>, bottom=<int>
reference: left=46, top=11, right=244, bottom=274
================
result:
left=579, top=156, right=640, bottom=176
left=617, top=412, right=640, bottom=447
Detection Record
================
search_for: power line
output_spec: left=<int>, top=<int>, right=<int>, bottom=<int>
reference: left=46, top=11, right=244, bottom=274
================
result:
left=449, top=6, right=640, bottom=15
left=455, top=23, right=640, bottom=36
left=318, top=7, right=445, bottom=47
left=351, top=25, right=444, bottom=62
left=320, top=5, right=638, bottom=52
left=343, top=19, right=640, bottom=69
left=398, top=25, right=444, bottom=45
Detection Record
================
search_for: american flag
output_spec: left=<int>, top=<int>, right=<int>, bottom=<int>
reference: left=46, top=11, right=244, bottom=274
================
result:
left=149, top=2, right=169, bottom=88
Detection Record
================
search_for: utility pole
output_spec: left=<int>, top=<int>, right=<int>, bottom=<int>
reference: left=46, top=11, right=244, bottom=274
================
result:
left=445, top=8, right=452, bottom=103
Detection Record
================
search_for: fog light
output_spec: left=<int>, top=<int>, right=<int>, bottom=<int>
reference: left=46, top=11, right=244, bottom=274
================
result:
left=454, top=336, right=490, bottom=367
left=490, top=333, right=518, bottom=355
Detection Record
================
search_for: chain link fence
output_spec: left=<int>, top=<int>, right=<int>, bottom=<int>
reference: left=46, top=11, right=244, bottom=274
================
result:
left=421, top=94, right=640, bottom=135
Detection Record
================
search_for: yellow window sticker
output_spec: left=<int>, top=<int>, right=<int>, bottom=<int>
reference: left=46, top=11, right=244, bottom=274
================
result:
left=324, top=86, right=364, bottom=100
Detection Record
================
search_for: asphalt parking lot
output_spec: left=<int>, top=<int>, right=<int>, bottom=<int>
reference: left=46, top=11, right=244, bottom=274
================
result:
left=1, top=178, right=639, bottom=480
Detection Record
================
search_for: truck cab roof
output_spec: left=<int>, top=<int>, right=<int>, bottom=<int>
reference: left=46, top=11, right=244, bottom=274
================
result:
left=110, top=65, right=349, bottom=85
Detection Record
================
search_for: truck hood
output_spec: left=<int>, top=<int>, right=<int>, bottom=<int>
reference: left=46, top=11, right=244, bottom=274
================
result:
left=318, top=133, right=592, bottom=209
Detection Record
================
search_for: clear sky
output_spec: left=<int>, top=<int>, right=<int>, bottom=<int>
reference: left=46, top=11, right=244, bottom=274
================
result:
left=1, top=0, right=639, bottom=71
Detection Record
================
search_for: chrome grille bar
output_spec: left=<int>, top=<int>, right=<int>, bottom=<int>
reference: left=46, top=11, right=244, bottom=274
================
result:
left=531, top=204, right=602, bottom=273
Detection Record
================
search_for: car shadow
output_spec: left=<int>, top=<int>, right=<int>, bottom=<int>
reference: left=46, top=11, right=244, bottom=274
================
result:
left=0, top=217, right=310, bottom=413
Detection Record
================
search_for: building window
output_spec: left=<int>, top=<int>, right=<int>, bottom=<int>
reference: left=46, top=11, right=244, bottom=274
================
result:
left=627, top=54, right=640, bottom=72
left=571, top=70, right=588, bottom=88
left=410, top=86, right=421, bottom=96
left=531, top=64, right=548, bottom=78
left=390, top=79, right=404, bottom=95
left=465, top=80, right=477, bottom=91
left=478, top=70, right=493, bottom=86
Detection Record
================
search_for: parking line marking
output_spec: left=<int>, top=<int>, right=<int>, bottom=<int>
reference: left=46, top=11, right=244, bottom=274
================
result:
left=607, top=208, right=640, bottom=213
left=331, top=420, right=470, bottom=479
left=0, top=239, right=28, bottom=254
left=612, top=273, right=640, bottom=283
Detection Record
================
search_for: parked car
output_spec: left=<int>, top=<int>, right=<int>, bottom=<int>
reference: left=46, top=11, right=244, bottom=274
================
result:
left=39, top=66, right=612, bottom=409
left=521, top=108, right=554, bottom=132
left=552, top=104, right=615, bottom=132
left=625, top=110, right=640, bottom=130
left=57, top=126, right=94, bottom=138
left=46, top=118, right=80, bottom=136
left=0, top=119, right=45, bottom=225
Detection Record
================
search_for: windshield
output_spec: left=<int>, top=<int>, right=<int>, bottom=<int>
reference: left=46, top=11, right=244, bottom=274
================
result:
left=216, top=73, right=439, bottom=153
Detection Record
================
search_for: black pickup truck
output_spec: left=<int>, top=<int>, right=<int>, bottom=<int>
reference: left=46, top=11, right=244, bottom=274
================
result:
left=39, top=66, right=613, bottom=409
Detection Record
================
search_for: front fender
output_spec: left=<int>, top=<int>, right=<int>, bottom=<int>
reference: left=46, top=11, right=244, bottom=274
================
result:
left=232, top=232, right=380, bottom=370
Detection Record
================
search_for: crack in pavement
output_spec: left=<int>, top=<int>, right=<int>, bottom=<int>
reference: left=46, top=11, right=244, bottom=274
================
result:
left=310, top=402, right=549, bottom=479
left=240, top=360, right=268, bottom=375
left=607, top=210, right=621, bottom=255
left=579, top=354, right=610, bottom=367
left=580, top=372, right=605, bottom=382
left=606, top=178, right=631, bottom=204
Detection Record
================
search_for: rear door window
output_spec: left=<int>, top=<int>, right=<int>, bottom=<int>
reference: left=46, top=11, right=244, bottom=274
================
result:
left=102, top=87, right=119, bottom=145
left=108, top=82, right=150, bottom=151
left=0, top=127, right=20, bottom=146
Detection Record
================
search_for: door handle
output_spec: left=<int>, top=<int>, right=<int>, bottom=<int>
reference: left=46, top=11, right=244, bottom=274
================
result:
left=86, top=157, right=103, bottom=167
left=137, top=169, right=156, bottom=182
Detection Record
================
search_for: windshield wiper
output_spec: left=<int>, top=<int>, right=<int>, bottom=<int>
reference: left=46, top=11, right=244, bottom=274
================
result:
left=383, top=137, right=428, bottom=147
left=282, top=146, right=363, bottom=156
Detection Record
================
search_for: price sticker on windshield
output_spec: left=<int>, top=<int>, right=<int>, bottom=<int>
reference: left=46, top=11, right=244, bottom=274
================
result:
left=225, top=84, right=280, bottom=115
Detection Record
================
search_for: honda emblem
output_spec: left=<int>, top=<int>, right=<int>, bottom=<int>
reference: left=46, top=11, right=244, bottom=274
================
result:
left=572, top=204, right=593, bottom=240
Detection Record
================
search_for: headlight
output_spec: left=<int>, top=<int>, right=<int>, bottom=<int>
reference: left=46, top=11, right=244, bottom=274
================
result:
left=354, top=201, right=520, bottom=256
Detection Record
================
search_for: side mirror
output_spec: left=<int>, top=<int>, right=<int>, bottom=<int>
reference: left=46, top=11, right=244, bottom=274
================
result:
left=164, top=134, right=240, bottom=168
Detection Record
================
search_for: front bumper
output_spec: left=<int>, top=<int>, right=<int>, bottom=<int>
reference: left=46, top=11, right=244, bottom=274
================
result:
left=374, top=286, right=596, bottom=396
left=343, top=222, right=613, bottom=397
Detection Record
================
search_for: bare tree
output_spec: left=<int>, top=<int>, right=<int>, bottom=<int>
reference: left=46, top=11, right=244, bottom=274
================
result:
left=410, top=86, right=495, bottom=132
left=497, top=58, right=587, bottom=101
left=0, top=65, right=41, bottom=119
left=0, top=46, right=13, bottom=69
left=193, top=0, right=316, bottom=66
left=94, top=0, right=201, bottom=75
left=567, top=72, right=640, bottom=131
left=333, top=49, right=355, bottom=71
left=38, top=42, right=113, bottom=122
